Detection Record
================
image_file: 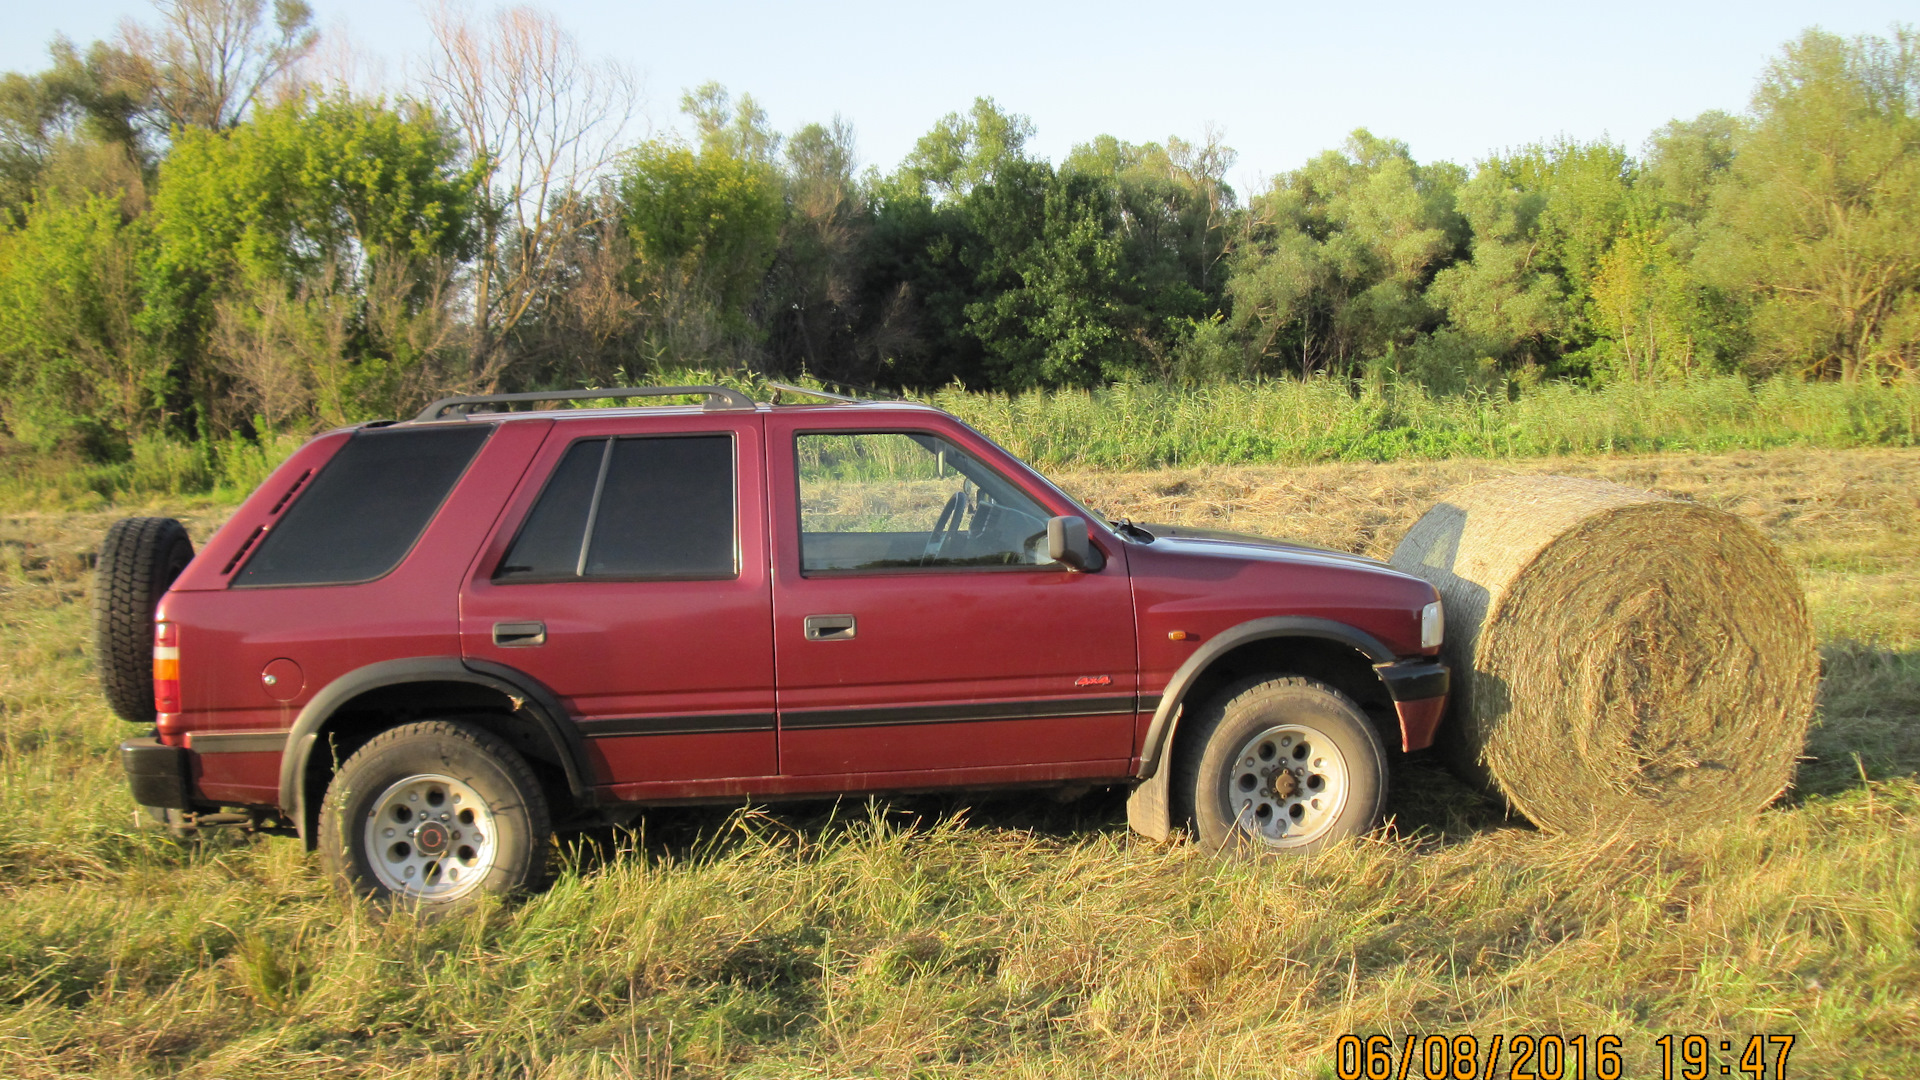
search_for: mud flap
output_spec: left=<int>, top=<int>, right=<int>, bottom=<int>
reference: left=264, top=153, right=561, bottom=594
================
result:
left=1125, top=767, right=1172, bottom=842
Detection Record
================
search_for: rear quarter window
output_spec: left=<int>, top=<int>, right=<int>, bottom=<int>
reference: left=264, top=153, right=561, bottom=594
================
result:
left=234, top=425, right=492, bottom=588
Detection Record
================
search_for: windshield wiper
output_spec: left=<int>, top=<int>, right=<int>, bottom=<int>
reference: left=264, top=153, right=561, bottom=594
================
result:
left=1106, top=516, right=1155, bottom=542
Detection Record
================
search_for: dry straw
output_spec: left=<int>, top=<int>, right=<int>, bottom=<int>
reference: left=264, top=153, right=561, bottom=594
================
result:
left=1389, top=475, right=1819, bottom=833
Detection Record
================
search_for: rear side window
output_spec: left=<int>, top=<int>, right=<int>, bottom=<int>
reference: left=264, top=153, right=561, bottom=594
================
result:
left=495, top=434, right=736, bottom=582
left=235, top=425, right=492, bottom=588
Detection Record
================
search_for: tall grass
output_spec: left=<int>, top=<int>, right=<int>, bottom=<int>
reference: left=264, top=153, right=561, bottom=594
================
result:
left=932, top=375, right=1920, bottom=472
left=4, top=376, right=1917, bottom=509
left=0, top=432, right=307, bottom=510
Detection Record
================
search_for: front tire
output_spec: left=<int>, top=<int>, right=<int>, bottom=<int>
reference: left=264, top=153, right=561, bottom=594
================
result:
left=1178, top=677, right=1387, bottom=855
left=319, top=720, right=550, bottom=912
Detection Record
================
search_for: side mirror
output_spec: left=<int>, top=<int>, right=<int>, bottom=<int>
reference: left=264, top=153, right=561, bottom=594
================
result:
left=1047, top=515, right=1102, bottom=571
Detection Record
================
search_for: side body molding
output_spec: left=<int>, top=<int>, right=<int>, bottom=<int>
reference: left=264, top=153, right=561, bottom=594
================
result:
left=1125, top=616, right=1396, bottom=843
left=277, top=656, right=594, bottom=842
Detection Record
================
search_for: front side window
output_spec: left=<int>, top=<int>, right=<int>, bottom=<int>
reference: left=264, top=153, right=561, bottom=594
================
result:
left=797, top=432, right=1057, bottom=572
left=496, top=434, right=736, bottom=582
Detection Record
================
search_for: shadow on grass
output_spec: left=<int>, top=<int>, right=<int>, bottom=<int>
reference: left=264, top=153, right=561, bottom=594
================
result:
left=555, top=641, right=1915, bottom=873
left=1382, top=753, right=1517, bottom=843
left=555, top=644, right=1920, bottom=873
left=558, top=784, right=1144, bottom=873
left=558, top=754, right=1523, bottom=877
left=1795, top=640, right=1920, bottom=800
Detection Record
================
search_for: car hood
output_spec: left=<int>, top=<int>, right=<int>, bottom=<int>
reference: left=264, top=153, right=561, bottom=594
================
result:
left=1130, top=522, right=1403, bottom=575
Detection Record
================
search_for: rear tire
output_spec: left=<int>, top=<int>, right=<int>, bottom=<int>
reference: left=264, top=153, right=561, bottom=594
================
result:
left=93, top=517, right=194, bottom=723
left=1177, top=676, right=1387, bottom=855
left=319, top=720, right=551, bottom=914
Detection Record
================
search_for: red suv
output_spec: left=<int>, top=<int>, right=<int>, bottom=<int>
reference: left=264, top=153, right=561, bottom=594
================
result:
left=104, top=385, right=1447, bottom=910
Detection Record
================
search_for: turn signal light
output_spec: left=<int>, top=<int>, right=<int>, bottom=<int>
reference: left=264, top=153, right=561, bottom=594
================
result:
left=1420, top=601, right=1444, bottom=650
left=153, top=621, right=181, bottom=714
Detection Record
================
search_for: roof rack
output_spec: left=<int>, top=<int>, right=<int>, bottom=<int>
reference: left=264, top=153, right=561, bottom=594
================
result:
left=414, top=385, right=756, bottom=421
left=763, top=380, right=858, bottom=403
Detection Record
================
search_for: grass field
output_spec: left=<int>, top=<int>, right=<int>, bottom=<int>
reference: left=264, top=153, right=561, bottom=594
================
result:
left=937, top=375, right=1920, bottom=472
left=4, top=375, right=1918, bottom=510
left=0, top=447, right=1915, bottom=1078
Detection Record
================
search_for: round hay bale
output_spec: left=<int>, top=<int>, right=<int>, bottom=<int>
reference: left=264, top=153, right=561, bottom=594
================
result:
left=1388, top=475, right=1818, bottom=834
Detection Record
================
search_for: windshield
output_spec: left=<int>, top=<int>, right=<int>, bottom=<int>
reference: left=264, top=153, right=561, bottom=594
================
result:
left=942, top=419, right=1120, bottom=536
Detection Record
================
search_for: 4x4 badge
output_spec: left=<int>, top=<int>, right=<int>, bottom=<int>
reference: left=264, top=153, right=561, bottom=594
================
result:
left=1074, top=675, right=1112, bottom=687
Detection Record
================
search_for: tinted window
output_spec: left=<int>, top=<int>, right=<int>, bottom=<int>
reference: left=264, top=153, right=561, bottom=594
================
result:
left=236, top=425, right=491, bottom=587
left=588, top=437, right=736, bottom=577
left=496, top=434, right=736, bottom=582
left=797, top=432, right=1056, bottom=572
left=494, top=439, right=605, bottom=579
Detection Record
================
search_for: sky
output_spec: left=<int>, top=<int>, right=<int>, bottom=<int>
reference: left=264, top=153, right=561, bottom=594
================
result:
left=6, top=0, right=1913, bottom=195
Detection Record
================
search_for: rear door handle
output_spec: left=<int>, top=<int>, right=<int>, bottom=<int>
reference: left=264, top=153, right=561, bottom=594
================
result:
left=493, top=621, right=547, bottom=647
left=803, top=614, right=856, bottom=641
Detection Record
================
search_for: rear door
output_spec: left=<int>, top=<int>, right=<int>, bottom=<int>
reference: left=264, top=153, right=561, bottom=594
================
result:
left=174, top=421, right=521, bottom=807
left=460, top=410, right=775, bottom=790
left=766, top=415, right=1138, bottom=778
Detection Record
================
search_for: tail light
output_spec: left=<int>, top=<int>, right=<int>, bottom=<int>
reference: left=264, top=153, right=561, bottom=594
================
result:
left=153, top=621, right=181, bottom=714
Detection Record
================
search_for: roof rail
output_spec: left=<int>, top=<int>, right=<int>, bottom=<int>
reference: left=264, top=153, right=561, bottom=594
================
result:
left=763, top=380, right=858, bottom=403
left=765, top=379, right=907, bottom=404
left=414, top=385, right=756, bottom=422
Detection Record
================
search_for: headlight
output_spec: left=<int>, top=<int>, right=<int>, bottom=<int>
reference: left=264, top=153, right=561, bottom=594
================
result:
left=1420, top=600, right=1444, bottom=649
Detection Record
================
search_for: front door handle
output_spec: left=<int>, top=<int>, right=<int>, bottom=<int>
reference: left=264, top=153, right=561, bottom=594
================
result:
left=493, top=621, right=547, bottom=647
left=803, top=614, right=856, bottom=641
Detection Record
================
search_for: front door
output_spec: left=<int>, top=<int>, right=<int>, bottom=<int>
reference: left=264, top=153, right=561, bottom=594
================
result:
left=461, top=411, right=775, bottom=790
left=766, top=419, right=1137, bottom=778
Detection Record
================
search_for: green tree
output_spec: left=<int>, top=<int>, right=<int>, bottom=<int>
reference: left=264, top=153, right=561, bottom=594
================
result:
left=897, top=97, right=1034, bottom=200
left=681, top=81, right=780, bottom=166
left=847, top=186, right=982, bottom=388
left=1698, top=26, right=1920, bottom=381
left=840, top=101, right=1040, bottom=390
left=962, top=159, right=1138, bottom=388
left=146, top=92, right=479, bottom=429
left=618, top=137, right=785, bottom=365
left=1586, top=228, right=1715, bottom=380
left=1063, top=132, right=1238, bottom=376
left=1228, top=130, right=1462, bottom=377
left=1427, top=139, right=1636, bottom=375
left=0, top=38, right=156, bottom=221
left=152, top=93, right=475, bottom=288
left=0, top=192, right=164, bottom=453
left=767, top=117, right=872, bottom=378
left=1643, top=111, right=1738, bottom=239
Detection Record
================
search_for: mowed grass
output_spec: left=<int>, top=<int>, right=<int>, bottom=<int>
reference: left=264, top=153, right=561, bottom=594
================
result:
left=0, top=449, right=1915, bottom=1078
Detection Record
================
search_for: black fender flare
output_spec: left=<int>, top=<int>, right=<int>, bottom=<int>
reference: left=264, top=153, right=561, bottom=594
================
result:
left=1136, top=616, right=1394, bottom=780
left=1124, top=616, right=1395, bottom=842
left=277, top=657, right=594, bottom=842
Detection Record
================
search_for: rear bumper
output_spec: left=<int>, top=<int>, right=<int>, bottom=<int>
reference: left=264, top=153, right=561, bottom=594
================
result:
left=119, top=737, right=196, bottom=810
left=1375, top=658, right=1449, bottom=752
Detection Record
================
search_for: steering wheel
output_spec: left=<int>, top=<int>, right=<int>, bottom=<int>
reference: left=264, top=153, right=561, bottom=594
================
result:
left=922, top=490, right=967, bottom=564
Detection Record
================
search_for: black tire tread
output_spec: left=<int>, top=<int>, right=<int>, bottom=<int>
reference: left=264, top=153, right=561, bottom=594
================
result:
left=1172, top=674, right=1387, bottom=852
left=318, top=719, right=552, bottom=908
left=92, top=517, right=193, bottom=723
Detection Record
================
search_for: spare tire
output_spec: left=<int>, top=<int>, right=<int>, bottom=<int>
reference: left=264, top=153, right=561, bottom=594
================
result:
left=93, top=517, right=194, bottom=723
